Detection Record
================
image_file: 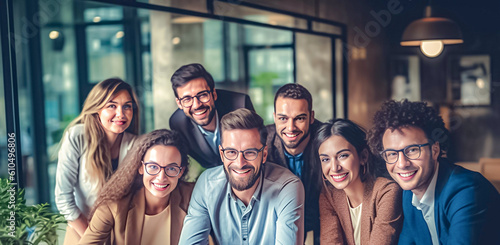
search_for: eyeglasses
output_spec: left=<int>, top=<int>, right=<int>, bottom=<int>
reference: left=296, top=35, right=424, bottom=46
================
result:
left=380, top=143, right=430, bottom=164
left=178, top=90, right=212, bottom=108
left=142, top=162, right=183, bottom=177
left=221, top=145, right=265, bottom=161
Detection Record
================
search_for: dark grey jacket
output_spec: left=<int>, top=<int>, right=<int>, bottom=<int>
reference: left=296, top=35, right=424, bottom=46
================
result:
left=169, top=89, right=254, bottom=169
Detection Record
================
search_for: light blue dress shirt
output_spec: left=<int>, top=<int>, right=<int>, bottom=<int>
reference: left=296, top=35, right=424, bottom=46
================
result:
left=179, top=162, right=305, bottom=245
left=197, top=111, right=221, bottom=155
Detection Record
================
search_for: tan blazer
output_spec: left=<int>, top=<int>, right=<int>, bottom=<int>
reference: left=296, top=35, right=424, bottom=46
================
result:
left=319, top=177, right=403, bottom=245
left=79, top=181, right=194, bottom=245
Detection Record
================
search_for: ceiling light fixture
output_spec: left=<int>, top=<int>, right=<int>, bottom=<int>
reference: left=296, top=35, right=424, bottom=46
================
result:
left=401, top=5, right=463, bottom=58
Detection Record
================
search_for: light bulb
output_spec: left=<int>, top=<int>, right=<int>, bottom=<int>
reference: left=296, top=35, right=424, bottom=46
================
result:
left=49, top=31, right=60, bottom=39
left=420, top=40, right=444, bottom=57
left=115, top=31, right=124, bottom=39
left=172, top=37, right=181, bottom=45
left=476, top=78, right=485, bottom=89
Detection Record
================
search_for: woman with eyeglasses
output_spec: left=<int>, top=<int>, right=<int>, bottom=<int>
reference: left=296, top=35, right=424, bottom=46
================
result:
left=55, top=78, right=140, bottom=244
left=79, top=129, right=193, bottom=245
left=314, top=119, right=403, bottom=245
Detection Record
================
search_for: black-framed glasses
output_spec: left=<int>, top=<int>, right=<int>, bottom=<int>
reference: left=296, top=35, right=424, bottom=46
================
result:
left=380, top=143, right=431, bottom=164
left=142, top=162, right=183, bottom=177
left=179, top=90, right=212, bottom=108
left=221, top=145, right=265, bottom=161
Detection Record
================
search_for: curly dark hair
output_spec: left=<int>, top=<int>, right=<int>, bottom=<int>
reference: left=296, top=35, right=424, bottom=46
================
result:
left=367, top=99, right=449, bottom=159
left=89, top=129, right=189, bottom=218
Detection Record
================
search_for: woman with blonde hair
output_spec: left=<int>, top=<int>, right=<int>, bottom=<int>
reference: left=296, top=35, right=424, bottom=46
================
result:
left=314, top=119, right=403, bottom=245
left=79, top=129, right=194, bottom=245
left=55, top=78, right=140, bottom=244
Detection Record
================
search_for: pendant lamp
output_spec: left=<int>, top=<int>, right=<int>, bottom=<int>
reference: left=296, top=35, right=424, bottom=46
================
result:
left=401, top=6, right=463, bottom=57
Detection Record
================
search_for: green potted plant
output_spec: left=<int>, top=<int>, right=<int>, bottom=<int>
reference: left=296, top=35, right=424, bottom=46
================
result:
left=0, top=178, right=66, bottom=245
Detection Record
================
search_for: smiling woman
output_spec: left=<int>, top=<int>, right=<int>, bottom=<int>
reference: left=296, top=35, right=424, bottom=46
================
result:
left=54, top=78, right=140, bottom=244
left=314, top=119, right=403, bottom=245
left=80, top=129, right=193, bottom=245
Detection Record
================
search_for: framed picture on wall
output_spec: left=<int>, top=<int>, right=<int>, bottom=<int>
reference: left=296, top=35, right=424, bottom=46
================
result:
left=448, top=55, right=491, bottom=106
left=389, top=55, right=421, bottom=101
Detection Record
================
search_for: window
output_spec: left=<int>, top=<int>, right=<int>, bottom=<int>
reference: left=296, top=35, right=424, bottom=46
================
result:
left=8, top=0, right=345, bottom=206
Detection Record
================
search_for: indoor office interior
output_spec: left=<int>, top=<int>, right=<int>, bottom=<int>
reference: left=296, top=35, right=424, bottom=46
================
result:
left=1, top=0, right=499, bottom=224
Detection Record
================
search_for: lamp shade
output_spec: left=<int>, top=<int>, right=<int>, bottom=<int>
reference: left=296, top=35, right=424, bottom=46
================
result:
left=400, top=17, right=463, bottom=46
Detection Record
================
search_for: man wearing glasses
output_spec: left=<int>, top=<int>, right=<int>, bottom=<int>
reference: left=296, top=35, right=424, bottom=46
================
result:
left=179, top=108, right=305, bottom=245
left=169, top=63, right=254, bottom=169
left=367, top=99, right=500, bottom=244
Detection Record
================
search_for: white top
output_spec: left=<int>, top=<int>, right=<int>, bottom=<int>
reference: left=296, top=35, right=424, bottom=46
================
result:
left=142, top=205, right=171, bottom=245
left=412, top=166, right=440, bottom=245
left=348, top=198, right=362, bottom=245
left=54, top=124, right=136, bottom=221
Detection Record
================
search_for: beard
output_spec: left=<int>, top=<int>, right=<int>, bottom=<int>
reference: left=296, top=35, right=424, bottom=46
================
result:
left=279, top=128, right=310, bottom=149
left=224, top=162, right=263, bottom=191
left=188, top=105, right=216, bottom=127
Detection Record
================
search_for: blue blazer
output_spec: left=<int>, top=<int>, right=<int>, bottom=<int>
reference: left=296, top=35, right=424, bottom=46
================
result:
left=398, top=159, right=500, bottom=244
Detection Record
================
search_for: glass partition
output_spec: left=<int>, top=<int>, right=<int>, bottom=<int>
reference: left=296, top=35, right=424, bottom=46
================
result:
left=296, top=33, right=333, bottom=122
left=14, top=0, right=344, bottom=205
left=213, top=1, right=308, bottom=29
left=248, top=47, right=294, bottom=123
left=86, top=24, right=126, bottom=84
left=312, top=21, right=342, bottom=35
left=138, top=0, right=208, bottom=13
left=0, top=28, right=6, bottom=180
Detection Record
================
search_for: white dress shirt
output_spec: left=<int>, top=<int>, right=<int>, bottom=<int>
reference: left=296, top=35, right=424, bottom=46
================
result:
left=412, top=165, right=440, bottom=245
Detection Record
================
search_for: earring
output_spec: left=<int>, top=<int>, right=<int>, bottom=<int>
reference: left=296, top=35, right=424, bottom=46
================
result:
left=322, top=174, right=328, bottom=181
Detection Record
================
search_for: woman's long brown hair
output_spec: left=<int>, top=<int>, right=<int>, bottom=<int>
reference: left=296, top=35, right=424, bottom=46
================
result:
left=89, top=129, right=189, bottom=219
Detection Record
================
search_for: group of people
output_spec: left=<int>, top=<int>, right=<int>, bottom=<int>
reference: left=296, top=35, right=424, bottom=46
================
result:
left=55, top=63, right=500, bottom=245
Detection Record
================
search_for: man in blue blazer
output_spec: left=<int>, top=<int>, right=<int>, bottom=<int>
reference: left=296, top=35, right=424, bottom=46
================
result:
left=367, top=99, right=500, bottom=244
left=169, top=63, right=254, bottom=169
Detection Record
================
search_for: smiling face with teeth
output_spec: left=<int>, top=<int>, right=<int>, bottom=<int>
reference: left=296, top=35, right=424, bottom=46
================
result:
left=139, top=145, right=184, bottom=207
left=175, top=78, right=218, bottom=131
left=274, top=97, right=314, bottom=155
left=98, top=90, right=134, bottom=140
left=319, top=135, right=366, bottom=195
left=382, top=126, right=440, bottom=199
left=220, top=128, right=267, bottom=195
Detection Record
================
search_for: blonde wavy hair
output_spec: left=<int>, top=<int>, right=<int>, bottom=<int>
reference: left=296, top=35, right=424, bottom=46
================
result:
left=61, top=78, right=140, bottom=188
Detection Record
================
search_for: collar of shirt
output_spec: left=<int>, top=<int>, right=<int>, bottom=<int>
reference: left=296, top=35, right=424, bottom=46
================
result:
left=197, top=111, right=220, bottom=152
left=411, top=164, right=440, bottom=245
left=226, top=166, right=264, bottom=204
left=179, top=163, right=304, bottom=245
left=412, top=165, right=439, bottom=209
left=284, top=150, right=304, bottom=178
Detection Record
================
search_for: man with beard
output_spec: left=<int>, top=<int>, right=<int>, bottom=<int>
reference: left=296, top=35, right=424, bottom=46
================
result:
left=169, top=63, right=254, bottom=169
left=266, top=83, right=322, bottom=244
left=179, top=108, right=305, bottom=245
left=367, top=100, right=500, bottom=244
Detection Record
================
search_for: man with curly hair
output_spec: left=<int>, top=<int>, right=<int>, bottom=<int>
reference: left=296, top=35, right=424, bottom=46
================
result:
left=367, top=99, right=500, bottom=244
